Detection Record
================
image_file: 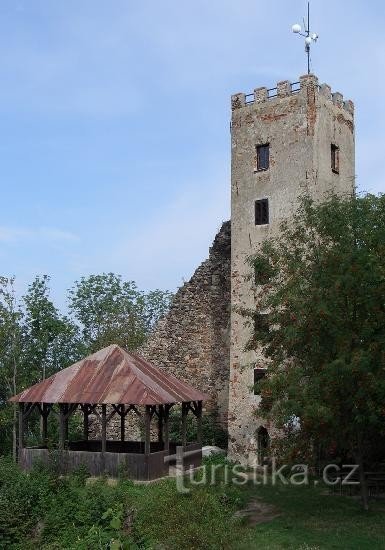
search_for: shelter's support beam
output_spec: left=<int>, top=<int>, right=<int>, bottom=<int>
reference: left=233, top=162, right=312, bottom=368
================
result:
left=101, top=405, right=107, bottom=454
left=149, top=405, right=159, bottom=420
left=164, top=404, right=171, bottom=452
left=65, top=404, right=77, bottom=443
left=80, top=404, right=90, bottom=441
left=36, top=403, right=52, bottom=446
left=84, top=406, right=89, bottom=441
left=67, top=404, right=79, bottom=418
left=23, top=402, right=38, bottom=420
left=112, top=404, right=142, bottom=419
left=87, top=404, right=100, bottom=422
left=64, top=415, right=69, bottom=443
left=106, top=407, right=118, bottom=424
left=158, top=404, right=164, bottom=444
left=181, top=402, right=190, bottom=447
left=144, top=405, right=151, bottom=455
left=186, top=401, right=203, bottom=445
left=58, top=403, right=79, bottom=448
left=42, top=404, right=49, bottom=445
left=58, top=404, right=66, bottom=450
left=127, top=405, right=141, bottom=418
left=120, top=406, right=125, bottom=442
left=196, top=401, right=203, bottom=444
left=18, top=403, right=24, bottom=451
left=111, top=404, right=127, bottom=441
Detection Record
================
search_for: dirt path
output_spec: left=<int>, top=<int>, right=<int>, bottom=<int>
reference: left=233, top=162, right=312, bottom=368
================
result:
left=234, top=497, right=281, bottom=526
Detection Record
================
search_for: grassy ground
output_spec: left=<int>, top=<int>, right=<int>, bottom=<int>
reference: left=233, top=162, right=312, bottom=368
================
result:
left=0, top=456, right=385, bottom=549
left=237, top=483, right=385, bottom=549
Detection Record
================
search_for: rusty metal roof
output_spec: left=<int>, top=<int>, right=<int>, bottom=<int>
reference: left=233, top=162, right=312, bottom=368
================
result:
left=10, top=344, right=208, bottom=405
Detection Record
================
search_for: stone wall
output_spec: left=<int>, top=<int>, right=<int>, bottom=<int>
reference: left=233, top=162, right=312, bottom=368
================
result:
left=100, top=221, right=231, bottom=439
left=139, top=220, right=231, bottom=427
left=91, top=221, right=231, bottom=442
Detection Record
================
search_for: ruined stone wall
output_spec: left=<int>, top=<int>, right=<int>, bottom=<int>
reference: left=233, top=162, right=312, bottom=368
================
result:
left=94, top=221, right=231, bottom=442
left=139, top=221, right=231, bottom=427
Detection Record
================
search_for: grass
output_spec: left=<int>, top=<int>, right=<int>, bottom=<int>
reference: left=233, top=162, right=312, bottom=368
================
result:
left=0, top=455, right=385, bottom=549
left=238, top=483, right=385, bottom=549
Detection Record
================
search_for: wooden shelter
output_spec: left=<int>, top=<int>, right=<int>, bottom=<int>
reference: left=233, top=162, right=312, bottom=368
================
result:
left=10, top=344, right=208, bottom=480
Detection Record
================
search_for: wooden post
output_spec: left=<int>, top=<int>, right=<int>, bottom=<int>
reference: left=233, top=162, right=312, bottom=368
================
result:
left=144, top=405, right=151, bottom=455
left=164, top=405, right=170, bottom=452
left=181, top=402, right=188, bottom=447
left=120, top=405, right=125, bottom=442
left=197, top=401, right=203, bottom=444
left=83, top=406, right=89, bottom=441
left=101, top=404, right=107, bottom=454
left=64, top=409, right=69, bottom=445
left=18, top=403, right=24, bottom=453
left=42, top=404, right=48, bottom=446
left=158, top=405, right=164, bottom=445
left=59, top=404, right=66, bottom=450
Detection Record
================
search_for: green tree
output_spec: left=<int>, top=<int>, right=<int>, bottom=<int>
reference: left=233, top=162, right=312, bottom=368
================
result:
left=15, top=276, right=83, bottom=447
left=21, top=275, right=83, bottom=383
left=248, top=193, right=385, bottom=510
left=0, top=277, right=22, bottom=459
left=68, top=273, right=172, bottom=353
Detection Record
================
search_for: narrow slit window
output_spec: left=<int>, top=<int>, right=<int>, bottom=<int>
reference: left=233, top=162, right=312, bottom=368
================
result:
left=253, top=368, right=266, bottom=395
left=331, top=144, right=339, bottom=173
left=254, top=313, right=269, bottom=334
left=255, top=198, right=269, bottom=225
left=256, top=144, right=270, bottom=171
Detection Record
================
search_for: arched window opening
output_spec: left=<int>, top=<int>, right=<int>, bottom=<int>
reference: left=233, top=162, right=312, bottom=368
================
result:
left=257, top=426, right=270, bottom=464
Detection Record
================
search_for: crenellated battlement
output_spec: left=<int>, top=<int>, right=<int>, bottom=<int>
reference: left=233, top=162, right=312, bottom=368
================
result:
left=231, top=74, right=354, bottom=115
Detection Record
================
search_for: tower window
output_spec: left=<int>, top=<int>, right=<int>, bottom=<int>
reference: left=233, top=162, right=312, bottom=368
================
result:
left=331, top=144, right=339, bottom=173
left=255, top=199, right=269, bottom=225
left=254, top=368, right=266, bottom=395
left=257, top=426, right=270, bottom=463
left=254, top=313, right=269, bottom=334
left=256, top=144, right=270, bottom=171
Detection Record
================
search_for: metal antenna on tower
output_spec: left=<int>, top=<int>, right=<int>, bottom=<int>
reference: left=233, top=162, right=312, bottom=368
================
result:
left=291, top=2, right=318, bottom=74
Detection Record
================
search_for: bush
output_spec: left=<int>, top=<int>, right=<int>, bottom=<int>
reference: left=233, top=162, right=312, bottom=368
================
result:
left=0, top=457, right=53, bottom=548
left=0, top=454, right=247, bottom=549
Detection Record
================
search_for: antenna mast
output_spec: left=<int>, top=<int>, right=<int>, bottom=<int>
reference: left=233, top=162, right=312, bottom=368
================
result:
left=292, top=2, right=318, bottom=75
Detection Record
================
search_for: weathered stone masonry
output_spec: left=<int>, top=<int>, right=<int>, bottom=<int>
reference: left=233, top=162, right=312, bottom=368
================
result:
left=139, top=221, right=231, bottom=427
left=95, top=221, right=230, bottom=441
left=228, top=74, right=355, bottom=466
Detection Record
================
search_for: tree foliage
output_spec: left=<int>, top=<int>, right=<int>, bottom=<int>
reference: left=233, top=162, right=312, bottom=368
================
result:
left=68, top=273, right=172, bottom=353
left=22, top=275, right=84, bottom=382
left=248, top=193, right=385, bottom=508
left=0, top=277, right=22, bottom=459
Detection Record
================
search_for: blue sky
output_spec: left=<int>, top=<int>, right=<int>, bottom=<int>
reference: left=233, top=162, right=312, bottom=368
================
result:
left=1, top=0, right=384, bottom=309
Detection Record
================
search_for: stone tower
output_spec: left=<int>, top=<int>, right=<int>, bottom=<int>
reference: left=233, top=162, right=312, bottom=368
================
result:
left=228, top=74, right=355, bottom=465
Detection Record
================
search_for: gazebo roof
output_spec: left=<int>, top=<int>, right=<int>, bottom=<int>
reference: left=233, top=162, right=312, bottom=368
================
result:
left=10, top=344, right=208, bottom=405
